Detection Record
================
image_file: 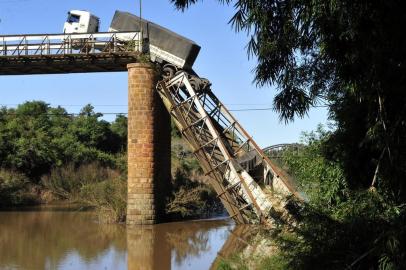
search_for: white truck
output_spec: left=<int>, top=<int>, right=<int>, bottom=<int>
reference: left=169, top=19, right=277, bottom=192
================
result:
left=64, top=10, right=100, bottom=34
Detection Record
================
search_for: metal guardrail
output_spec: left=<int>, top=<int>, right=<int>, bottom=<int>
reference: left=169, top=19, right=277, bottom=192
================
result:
left=0, top=32, right=141, bottom=57
left=0, top=31, right=143, bottom=75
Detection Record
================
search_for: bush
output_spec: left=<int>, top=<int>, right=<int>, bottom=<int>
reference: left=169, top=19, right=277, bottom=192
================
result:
left=40, top=163, right=126, bottom=223
left=281, top=125, right=348, bottom=211
left=41, top=163, right=120, bottom=199
left=80, top=177, right=127, bottom=223
left=0, top=169, right=36, bottom=206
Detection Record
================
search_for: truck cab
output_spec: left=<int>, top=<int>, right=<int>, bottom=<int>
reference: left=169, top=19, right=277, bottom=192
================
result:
left=64, top=10, right=100, bottom=34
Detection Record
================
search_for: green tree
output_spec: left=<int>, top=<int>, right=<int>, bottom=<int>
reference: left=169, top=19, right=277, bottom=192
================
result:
left=282, top=126, right=347, bottom=210
left=172, top=0, right=406, bottom=202
left=0, top=101, right=55, bottom=178
left=0, top=102, right=127, bottom=179
left=110, top=114, right=128, bottom=152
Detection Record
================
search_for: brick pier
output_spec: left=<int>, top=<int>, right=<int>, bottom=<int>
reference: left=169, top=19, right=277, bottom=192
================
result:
left=127, top=63, right=171, bottom=225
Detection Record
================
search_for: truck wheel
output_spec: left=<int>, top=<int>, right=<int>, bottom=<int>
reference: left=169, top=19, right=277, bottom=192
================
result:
left=188, top=76, right=201, bottom=91
left=162, top=64, right=176, bottom=79
left=199, top=78, right=211, bottom=90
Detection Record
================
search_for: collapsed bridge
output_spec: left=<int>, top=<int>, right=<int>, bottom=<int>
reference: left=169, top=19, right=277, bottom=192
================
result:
left=0, top=10, right=302, bottom=226
left=157, top=72, right=302, bottom=225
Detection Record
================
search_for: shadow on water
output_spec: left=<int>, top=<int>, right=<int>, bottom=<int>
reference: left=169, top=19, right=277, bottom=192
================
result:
left=0, top=206, right=252, bottom=270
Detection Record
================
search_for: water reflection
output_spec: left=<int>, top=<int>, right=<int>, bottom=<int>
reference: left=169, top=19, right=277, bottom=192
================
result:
left=127, top=220, right=232, bottom=270
left=0, top=207, right=236, bottom=270
left=0, top=206, right=127, bottom=270
left=210, top=225, right=253, bottom=270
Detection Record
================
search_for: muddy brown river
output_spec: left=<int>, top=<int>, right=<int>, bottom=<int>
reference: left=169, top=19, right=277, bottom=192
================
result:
left=0, top=205, right=250, bottom=270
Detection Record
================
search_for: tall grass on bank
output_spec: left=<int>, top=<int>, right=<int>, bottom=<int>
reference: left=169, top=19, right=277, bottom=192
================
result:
left=166, top=168, right=221, bottom=219
left=80, top=176, right=127, bottom=223
left=41, top=163, right=120, bottom=200
left=41, top=163, right=126, bottom=223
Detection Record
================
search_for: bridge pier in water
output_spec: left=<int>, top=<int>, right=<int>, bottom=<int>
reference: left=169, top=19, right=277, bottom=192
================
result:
left=127, top=63, right=171, bottom=225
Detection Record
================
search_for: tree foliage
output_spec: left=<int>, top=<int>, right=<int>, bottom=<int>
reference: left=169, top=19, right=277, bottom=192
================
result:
left=278, top=129, right=406, bottom=269
left=172, top=0, right=406, bottom=202
left=0, top=101, right=127, bottom=179
left=282, top=126, right=347, bottom=210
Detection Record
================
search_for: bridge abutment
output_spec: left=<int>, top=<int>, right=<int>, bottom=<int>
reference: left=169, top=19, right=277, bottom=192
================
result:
left=127, top=63, right=171, bottom=225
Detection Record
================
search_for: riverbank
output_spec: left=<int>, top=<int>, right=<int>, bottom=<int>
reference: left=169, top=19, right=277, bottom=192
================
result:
left=0, top=102, right=223, bottom=222
left=0, top=139, right=222, bottom=223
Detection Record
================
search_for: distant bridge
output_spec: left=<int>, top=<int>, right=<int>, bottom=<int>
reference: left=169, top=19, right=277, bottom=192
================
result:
left=262, top=143, right=303, bottom=158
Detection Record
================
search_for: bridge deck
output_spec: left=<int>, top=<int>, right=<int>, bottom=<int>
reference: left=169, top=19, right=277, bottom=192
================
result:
left=0, top=32, right=142, bottom=75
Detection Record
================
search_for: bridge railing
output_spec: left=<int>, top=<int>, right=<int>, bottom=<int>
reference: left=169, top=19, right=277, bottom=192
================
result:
left=0, top=32, right=141, bottom=57
left=263, top=143, right=303, bottom=159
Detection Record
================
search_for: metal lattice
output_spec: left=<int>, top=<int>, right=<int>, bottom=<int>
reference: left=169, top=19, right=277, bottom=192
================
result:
left=157, top=72, right=302, bottom=225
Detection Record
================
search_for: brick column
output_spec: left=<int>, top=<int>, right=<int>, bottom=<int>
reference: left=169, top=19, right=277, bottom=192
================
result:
left=127, top=63, right=171, bottom=225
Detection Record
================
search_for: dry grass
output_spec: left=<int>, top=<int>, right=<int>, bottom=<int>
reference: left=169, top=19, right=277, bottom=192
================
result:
left=41, top=163, right=126, bottom=223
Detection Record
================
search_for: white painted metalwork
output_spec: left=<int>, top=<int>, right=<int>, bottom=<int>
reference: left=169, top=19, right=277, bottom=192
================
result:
left=157, top=72, right=303, bottom=225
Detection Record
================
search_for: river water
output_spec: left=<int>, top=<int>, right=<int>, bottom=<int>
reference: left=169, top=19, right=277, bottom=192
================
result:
left=0, top=206, right=249, bottom=270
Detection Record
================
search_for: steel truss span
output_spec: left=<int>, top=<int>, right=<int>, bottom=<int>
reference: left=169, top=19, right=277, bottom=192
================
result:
left=0, top=32, right=141, bottom=75
left=157, top=72, right=303, bottom=225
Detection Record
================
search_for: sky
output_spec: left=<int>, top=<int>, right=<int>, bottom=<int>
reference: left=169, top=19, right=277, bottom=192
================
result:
left=0, top=0, right=328, bottom=147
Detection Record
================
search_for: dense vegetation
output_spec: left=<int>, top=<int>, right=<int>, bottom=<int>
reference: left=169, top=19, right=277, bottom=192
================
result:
left=0, top=101, right=127, bottom=178
left=0, top=101, right=126, bottom=207
left=220, top=128, right=406, bottom=269
left=0, top=101, right=221, bottom=222
left=280, top=128, right=405, bottom=269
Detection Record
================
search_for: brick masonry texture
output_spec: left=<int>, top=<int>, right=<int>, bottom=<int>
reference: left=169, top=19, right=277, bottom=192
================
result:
left=127, top=63, right=171, bottom=225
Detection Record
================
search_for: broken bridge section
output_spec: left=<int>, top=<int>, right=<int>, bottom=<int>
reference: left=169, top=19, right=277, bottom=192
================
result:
left=0, top=32, right=141, bottom=75
left=157, top=72, right=303, bottom=226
